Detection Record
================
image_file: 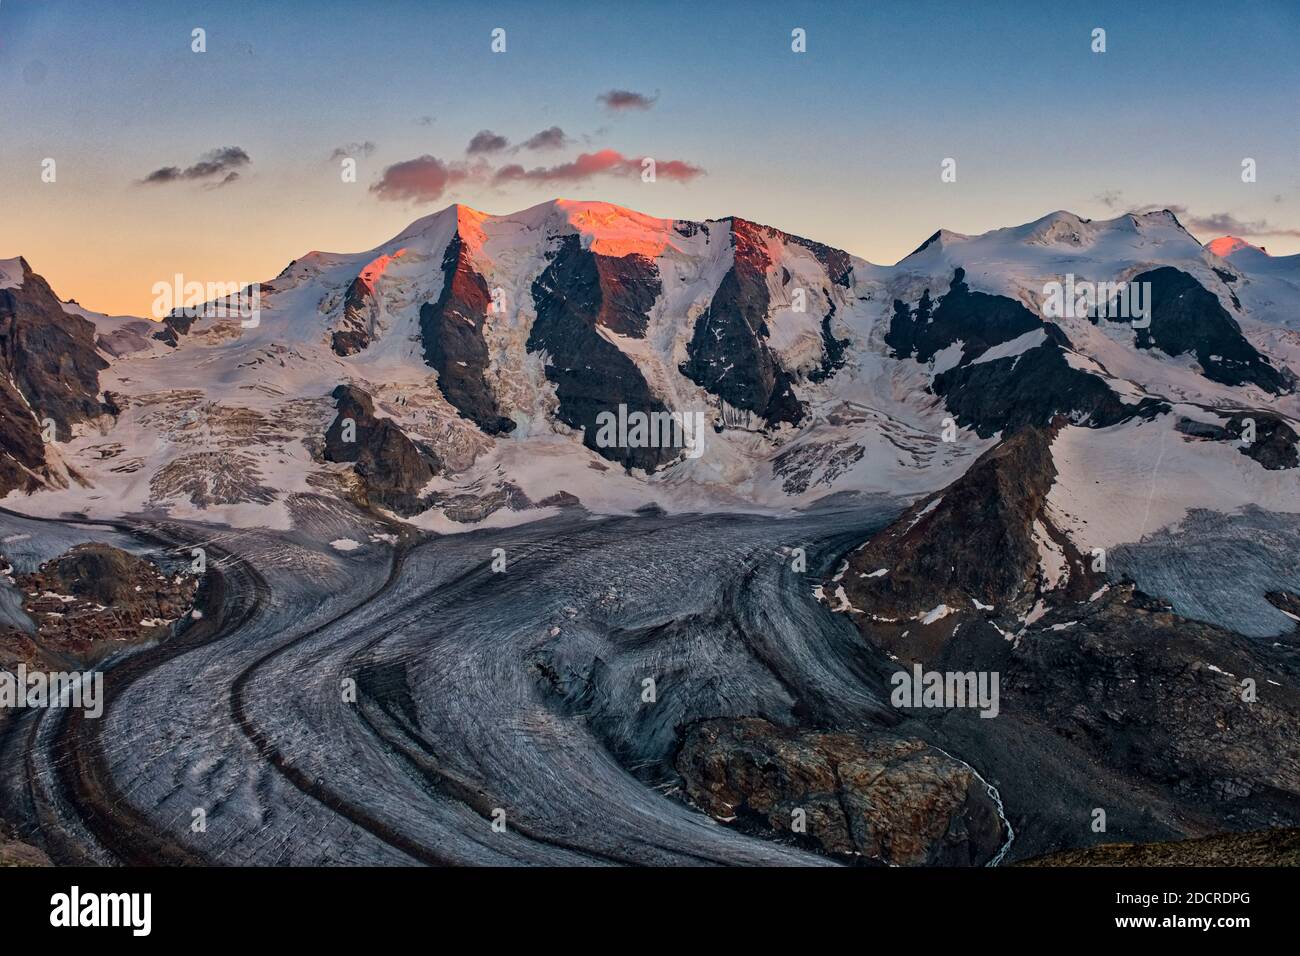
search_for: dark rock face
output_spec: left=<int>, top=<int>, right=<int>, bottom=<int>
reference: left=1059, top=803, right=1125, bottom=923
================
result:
left=831, top=415, right=1300, bottom=854
left=1266, top=590, right=1300, bottom=621
left=997, top=585, right=1300, bottom=828
left=841, top=424, right=1095, bottom=626
left=152, top=311, right=197, bottom=347
left=807, top=299, right=850, bottom=384
left=528, top=234, right=678, bottom=472
left=0, top=381, right=48, bottom=496
left=418, top=234, right=515, bottom=434
left=888, top=268, right=1041, bottom=365
left=592, top=250, right=658, bottom=337
left=1115, top=267, right=1294, bottom=394
left=331, top=277, right=374, bottom=356
left=0, top=259, right=108, bottom=494
left=889, top=269, right=1155, bottom=438
left=934, top=328, right=1155, bottom=438
left=1176, top=412, right=1298, bottom=470
left=323, top=384, right=440, bottom=515
left=681, top=219, right=804, bottom=427
left=676, top=717, right=1007, bottom=865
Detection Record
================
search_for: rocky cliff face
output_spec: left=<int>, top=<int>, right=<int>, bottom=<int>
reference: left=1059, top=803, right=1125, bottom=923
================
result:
left=838, top=423, right=1096, bottom=634
left=889, top=269, right=1161, bottom=437
left=681, top=219, right=805, bottom=427
left=419, top=234, right=515, bottom=435
left=323, top=384, right=441, bottom=515
left=0, top=258, right=108, bottom=495
left=527, top=234, right=680, bottom=472
left=1123, top=267, right=1294, bottom=394
left=825, top=416, right=1300, bottom=852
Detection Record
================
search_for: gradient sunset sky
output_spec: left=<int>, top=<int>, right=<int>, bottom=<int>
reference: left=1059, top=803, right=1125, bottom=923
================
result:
left=4, top=0, right=1299, bottom=316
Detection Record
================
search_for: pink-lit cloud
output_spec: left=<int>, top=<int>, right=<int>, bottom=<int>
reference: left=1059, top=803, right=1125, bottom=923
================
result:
left=493, top=148, right=703, bottom=185
left=370, top=155, right=482, bottom=203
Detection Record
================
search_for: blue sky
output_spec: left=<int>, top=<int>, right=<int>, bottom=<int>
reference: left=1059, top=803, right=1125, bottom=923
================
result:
left=3, top=0, right=1298, bottom=313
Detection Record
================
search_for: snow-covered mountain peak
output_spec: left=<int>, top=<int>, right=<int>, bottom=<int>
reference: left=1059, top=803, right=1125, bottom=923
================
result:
left=0, top=256, right=29, bottom=290
left=1207, top=236, right=1259, bottom=258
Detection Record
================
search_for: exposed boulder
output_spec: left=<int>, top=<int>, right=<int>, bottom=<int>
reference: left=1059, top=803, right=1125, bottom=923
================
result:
left=677, top=717, right=1007, bottom=865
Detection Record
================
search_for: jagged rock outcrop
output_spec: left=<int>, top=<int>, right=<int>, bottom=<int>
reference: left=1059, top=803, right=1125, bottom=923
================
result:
left=323, top=384, right=440, bottom=515
left=889, top=269, right=1158, bottom=437
left=999, top=583, right=1300, bottom=826
left=331, top=277, right=374, bottom=356
left=1116, top=267, right=1294, bottom=394
left=0, top=258, right=108, bottom=494
left=838, top=423, right=1095, bottom=635
left=888, top=267, right=1041, bottom=365
left=681, top=219, right=804, bottom=427
left=1176, top=412, right=1298, bottom=470
left=0, top=542, right=196, bottom=663
left=676, top=717, right=1006, bottom=865
left=528, top=234, right=679, bottom=472
left=419, top=234, right=515, bottom=434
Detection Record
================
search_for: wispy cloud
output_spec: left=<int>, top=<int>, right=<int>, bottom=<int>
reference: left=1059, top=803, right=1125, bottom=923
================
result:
left=328, top=141, right=376, bottom=161
left=139, top=146, right=250, bottom=187
left=1093, top=189, right=1124, bottom=209
left=1098, top=192, right=1300, bottom=240
left=597, top=89, right=657, bottom=111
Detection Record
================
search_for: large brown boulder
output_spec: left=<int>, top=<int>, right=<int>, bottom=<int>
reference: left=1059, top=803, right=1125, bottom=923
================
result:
left=677, top=717, right=1007, bottom=866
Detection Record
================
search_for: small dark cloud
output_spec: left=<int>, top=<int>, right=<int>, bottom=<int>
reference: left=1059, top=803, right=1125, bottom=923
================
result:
left=140, top=166, right=183, bottom=185
left=1093, top=189, right=1123, bottom=209
left=204, top=171, right=241, bottom=190
left=139, top=146, right=250, bottom=187
left=597, top=89, right=657, bottom=111
left=328, top=141, right=376, bottom=161
left=466, top=130, right=510, bottom=155
left=519, top=126, right=569, bottom=151
left=370, top=154, right=481, bottom=203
